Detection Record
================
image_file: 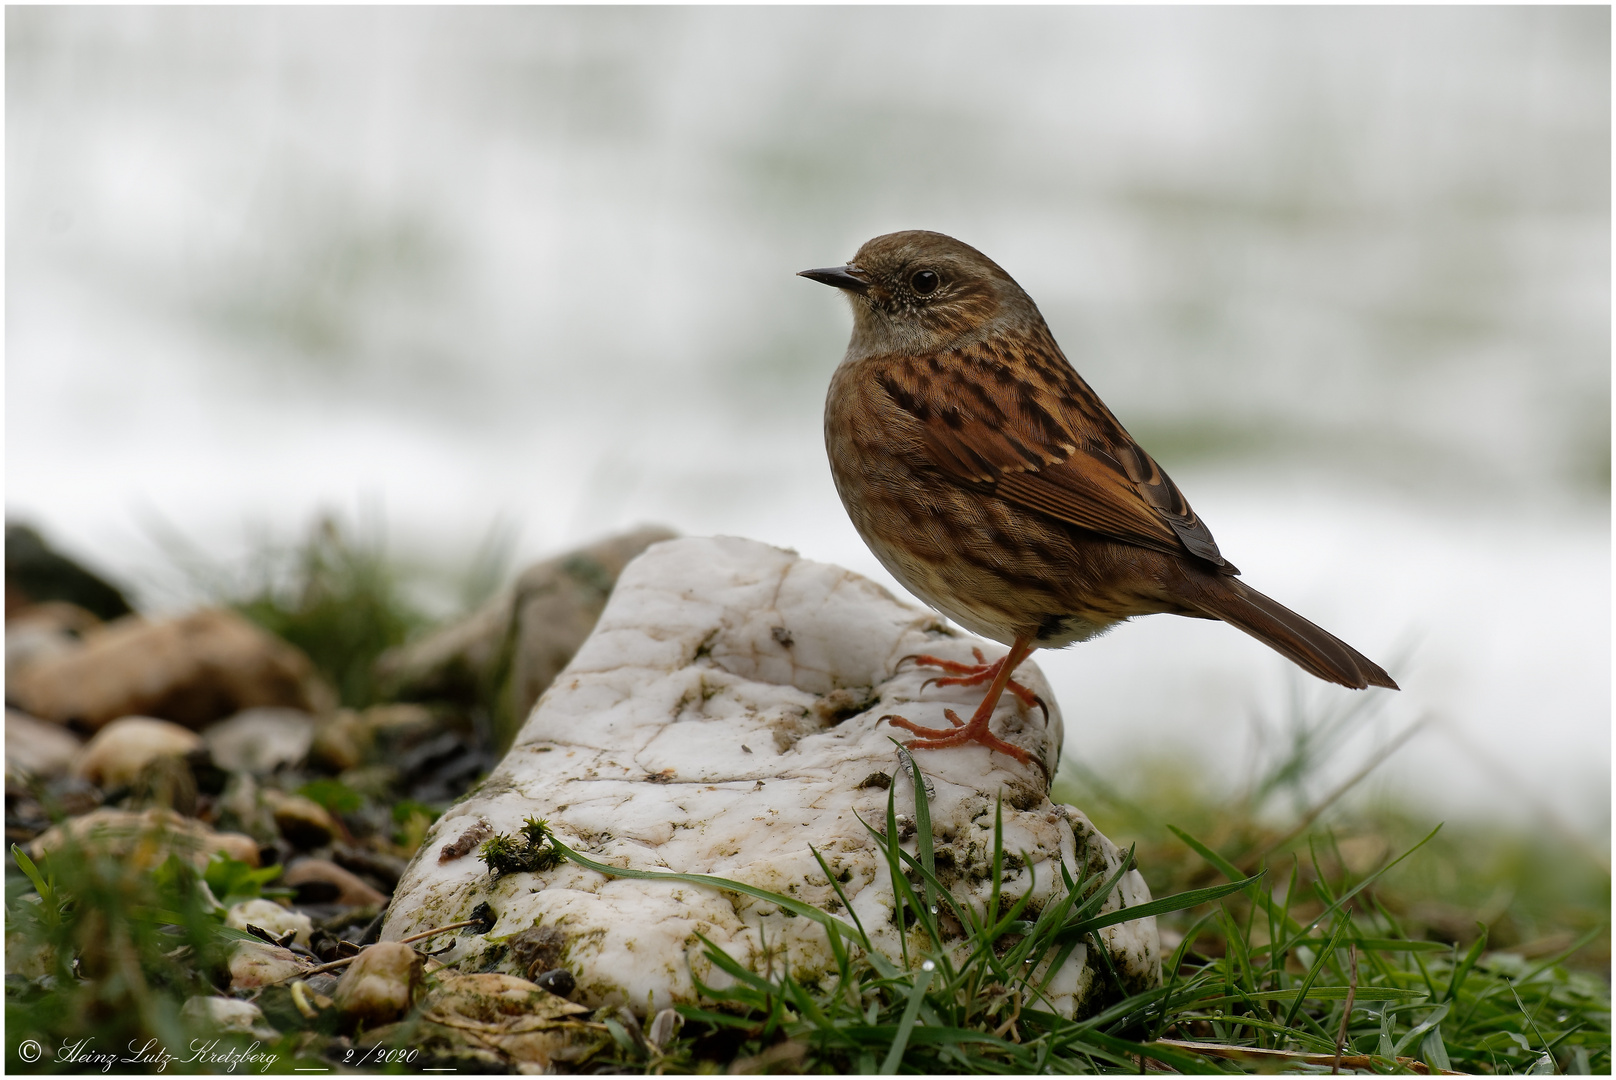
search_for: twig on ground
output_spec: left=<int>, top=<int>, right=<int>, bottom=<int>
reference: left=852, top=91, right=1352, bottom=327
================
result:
left=263, top=918, right=480, bottom=985
left=399, top=918, right=484, bottom=944
left=1155, top=1038, right=1464, bottom=1075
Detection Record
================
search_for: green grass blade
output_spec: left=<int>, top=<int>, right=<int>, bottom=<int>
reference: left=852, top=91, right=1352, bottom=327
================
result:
left=809, top=843, right=871, bottom=952
left=1283, top=913, right=1354, bottom=1028
left=10, top=844, right=51, bottom=899
left=546, top=835, right=865, bottom=951
left=1056, top=871, right=1263, bottom=943
left=880, top=777, right=933, bottom=953
left=878, top=965, right=935, bottom=1074
left=897, top=745, right=935, bottom=884
left=1276, top=822, right=1445, bottom=954
left=1196, top=985, right=1426, bottom=1005
left=1166, top=824, right=1247, bottom=886
left=1445, top=924, right=1488, bottom=1002
left=1392, top=1001, right=1452, bottom=1058
left=1054, top=842, right=1139, bottom=935
left=1287, top=936, right=1452, bottom=953
left=987, top=798, right=1005, bottom=932
left=1421, top=1024, right=1454, bottom=1072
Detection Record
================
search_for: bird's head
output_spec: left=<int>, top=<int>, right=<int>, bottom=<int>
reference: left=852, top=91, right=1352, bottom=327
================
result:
left=799, top=230, right=1040, bottom=357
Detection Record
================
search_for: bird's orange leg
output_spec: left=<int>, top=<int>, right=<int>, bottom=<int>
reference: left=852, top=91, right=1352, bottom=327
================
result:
left=883, top=636, right=1039, bottom=765
left=898, top=647, right=1049, bottom=720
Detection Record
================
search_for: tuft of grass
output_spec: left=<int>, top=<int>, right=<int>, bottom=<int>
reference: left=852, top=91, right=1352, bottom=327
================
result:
left=479, top=815, right=563, bottom=877
left=540, top=743, right=1608, bottom=1074
left=230, top=515, right=429, bottom=708
left=139, top=508, right=432, bottom=709
left=550, top=752, right=1257, bottom=1074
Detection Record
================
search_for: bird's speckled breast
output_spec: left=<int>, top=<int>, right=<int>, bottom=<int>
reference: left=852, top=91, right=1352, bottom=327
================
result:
left=824, top=355, right=1120, bottom=649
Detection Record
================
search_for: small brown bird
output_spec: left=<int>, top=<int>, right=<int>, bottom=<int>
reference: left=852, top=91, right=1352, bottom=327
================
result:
left=802, top=230, right=1397, bottom=767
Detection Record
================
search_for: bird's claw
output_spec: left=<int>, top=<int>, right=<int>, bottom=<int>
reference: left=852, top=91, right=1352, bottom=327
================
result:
left=879, top=710, right=1032, bottom=765
left=899, top=649, right=1046, bottom=722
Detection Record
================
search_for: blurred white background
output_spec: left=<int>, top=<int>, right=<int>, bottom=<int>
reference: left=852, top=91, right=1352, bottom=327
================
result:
left=7, top=8, right=1609, bottom=834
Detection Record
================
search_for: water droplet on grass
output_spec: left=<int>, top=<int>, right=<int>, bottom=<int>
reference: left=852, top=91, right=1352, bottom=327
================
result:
left=921, top=959, right=935, bottom=971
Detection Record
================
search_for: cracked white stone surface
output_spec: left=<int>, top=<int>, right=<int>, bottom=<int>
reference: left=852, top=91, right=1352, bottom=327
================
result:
left=382, top=536, right=1160, bottom=1018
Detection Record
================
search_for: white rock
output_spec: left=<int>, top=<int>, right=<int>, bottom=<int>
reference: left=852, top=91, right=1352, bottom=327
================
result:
left=382, top=537, right=1159, bottom=1019
left=5, top=709, right=83, bottom=784
left=227, top=939, right=308, bottom=989
left=203, top=707, right=316, bottom=774
left=73, top=716, right=202, bottom=789
left=180, top=995, right=279, bottom=1040
left=226, top=898, right=313, bottom=948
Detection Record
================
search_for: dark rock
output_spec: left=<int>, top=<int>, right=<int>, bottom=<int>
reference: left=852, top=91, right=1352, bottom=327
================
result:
left=354, top=906, right=388, bottom=946
left=37, top=775, right=104, bottom=818
left=293, top=879, right=344, bottom=906
left=283, top=858, right=387, bottom=907
left=332, top=845, right=408, bottom=890
left=309, top=928, right=344, bottom=962
left=507, top=926, right=567, bottom=980
left=267, top=792, right=340, bottom=849
left=185, top=746, right=230, bottom=796
left=5, top=522, right=133, bottom=621
left=305, top=973, right=341, bottom=998
left=315, top=902, right=385, bottom=944
left=534, top=968, right=576, bottom=998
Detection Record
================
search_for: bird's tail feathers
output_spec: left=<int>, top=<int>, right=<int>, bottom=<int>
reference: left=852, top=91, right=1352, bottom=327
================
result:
left=1195, top=578, right=1399, bottom=691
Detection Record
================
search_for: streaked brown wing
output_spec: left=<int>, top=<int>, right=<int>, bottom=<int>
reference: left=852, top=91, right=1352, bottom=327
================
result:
left=874, top=336, right=1235, bottom=571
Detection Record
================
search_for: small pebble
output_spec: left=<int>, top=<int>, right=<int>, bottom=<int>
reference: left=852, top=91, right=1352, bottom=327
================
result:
left=180, top=995, right=278, bottom=1040
left=228, top=940, right=308, bottom=989
left=4, top=710, right=82, bottom=784
left=73, top=716, right=201, bottom=790
left=534, top=968, right=576, bottom=998
left=305, top=973, right=340, bottom=997
left=203, top=707, right=316, bottom=774
left=267, top=793, right=339, bottom=849
left=226, top=899, right=313, bottom=949
left=332, top=942, right=421, bottom=1028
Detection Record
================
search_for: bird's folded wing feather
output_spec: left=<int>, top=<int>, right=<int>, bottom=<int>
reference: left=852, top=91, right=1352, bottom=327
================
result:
left=875, top=342, right=1234, bottom=571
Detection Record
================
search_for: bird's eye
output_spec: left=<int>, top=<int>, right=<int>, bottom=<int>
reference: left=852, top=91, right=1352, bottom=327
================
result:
left=910, top=270, right=940, bottom=295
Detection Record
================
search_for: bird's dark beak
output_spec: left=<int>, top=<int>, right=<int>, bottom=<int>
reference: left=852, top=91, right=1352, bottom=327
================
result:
left=797, top=264, right=870, bottom=295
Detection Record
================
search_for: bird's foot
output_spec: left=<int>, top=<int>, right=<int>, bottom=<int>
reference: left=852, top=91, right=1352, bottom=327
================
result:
left=881, top=708, right=1033, bottom=766
left=899, top=648, right=1049, bottom=721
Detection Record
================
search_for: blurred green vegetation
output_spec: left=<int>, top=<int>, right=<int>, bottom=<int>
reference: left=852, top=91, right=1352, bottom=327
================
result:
left=145, top=509, right=516, bottom=710
left=231, top=516, right=428, bottom=708
left=1053, top=755, right=1611, bottom=980
left=5, top=837, right=283, bottom=1071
